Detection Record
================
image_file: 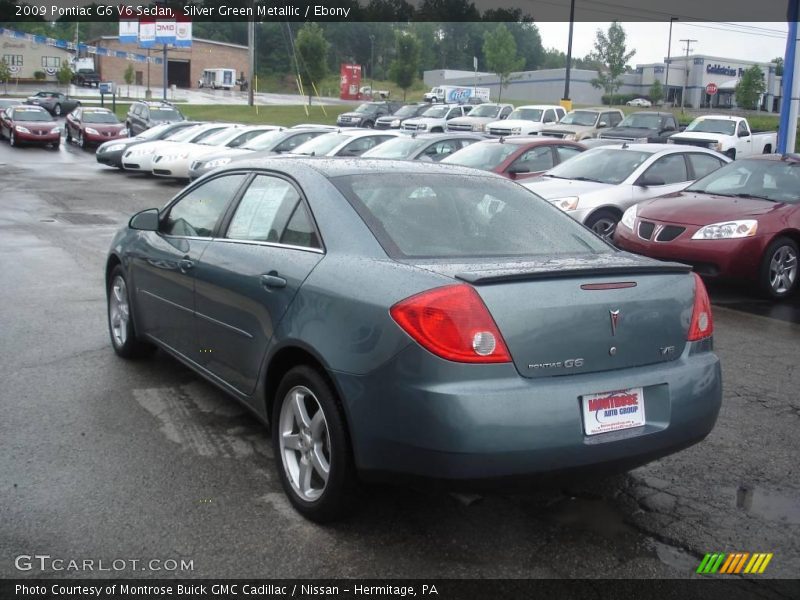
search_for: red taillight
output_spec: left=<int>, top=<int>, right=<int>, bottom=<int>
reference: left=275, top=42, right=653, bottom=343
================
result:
left=390, top=284, right=512, bottom=363
left=687, top=273, right=714, bottom=341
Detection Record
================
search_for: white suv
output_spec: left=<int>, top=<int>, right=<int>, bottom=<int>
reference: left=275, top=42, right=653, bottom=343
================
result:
left=402, top=104, right=471, bottom=133
left=486, top=105, right=566, bottom=137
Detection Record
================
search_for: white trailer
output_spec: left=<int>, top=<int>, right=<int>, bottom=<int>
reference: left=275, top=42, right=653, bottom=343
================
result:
left=198, top=68, right=237, bottom=90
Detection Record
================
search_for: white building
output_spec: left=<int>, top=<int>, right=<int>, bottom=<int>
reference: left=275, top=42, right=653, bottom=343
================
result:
left=424, top=54, right=782, bottom=112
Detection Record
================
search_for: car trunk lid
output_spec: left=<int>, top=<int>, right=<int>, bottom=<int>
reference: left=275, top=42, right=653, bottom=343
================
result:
left=411, top=253, right=694, bottom=378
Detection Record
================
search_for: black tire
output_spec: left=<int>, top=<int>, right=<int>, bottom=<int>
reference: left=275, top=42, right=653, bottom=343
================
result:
left=585, top=209, right=620, bottom=239
left=363, top=120, right=374, bottom=129
left=759, top=237, right=799, bottom=299
left=107, top=265, right=155, bottom=359
left=65, top=126, right=72, bottom=143
left=54, top=103, right=62, bottom=116
left=725, top=149, right=736, bottom=160
left=272, top=365, right=358, bottom=523
left=52, top=142, right=60, bottom=150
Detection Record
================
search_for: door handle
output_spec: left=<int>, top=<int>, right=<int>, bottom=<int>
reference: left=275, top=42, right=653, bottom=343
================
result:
left=261, top=273, right=287, bottom=289
left=179, top=259, right=194, bottom=273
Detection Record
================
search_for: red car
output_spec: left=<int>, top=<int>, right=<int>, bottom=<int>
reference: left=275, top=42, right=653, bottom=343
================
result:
left=614, top=154, right=800, bottom=299
left=0, top=105, right=60, bottom=148
left=66, top=107, right=128, bottom=149
left=440, top=136, right=586, bottom=180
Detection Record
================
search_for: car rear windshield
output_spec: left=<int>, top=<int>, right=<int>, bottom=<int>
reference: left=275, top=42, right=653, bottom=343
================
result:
left=83, top=111, right=119, bottom=124
left=544, top=148, right=651, bottom=184
left=149, top=108, right=182, bottom=121
left=293, top=133, right=349, bottom=156
left=420, top=105, right=450, bottom=118
left=685, top=119, right=736, bottom=136
left=468, top=105, right=501, bottom=118
left=241, top=130, right=286, bottom=150
left=560, top=111, right=599, bottom=126
left=440, top=142, right=518, bottom=170
left=507, top=108, right=543, bottom=121
left=331, top=173, right=610, bottom=259
left=362, top=137, right=426, bottom=159
left=687, top=159, right=800, bottom=203
left=391, top=104, right=424, bottom=118
left=618, top=114, right=662, bottom=129
left=13, top=108, right=51, bottom=121
left=165, top=125, right=205, bottom=142
left=354, top=103, right=381, bottom=114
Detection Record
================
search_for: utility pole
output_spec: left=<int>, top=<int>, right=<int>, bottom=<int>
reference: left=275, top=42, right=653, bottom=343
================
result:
left=369, top=34, right=375, bottom=96
left=664, top=17, right=677, bottom=106
left=247, top=9, right=255, bottom=106
left=680, top=38, right=697, bottom=113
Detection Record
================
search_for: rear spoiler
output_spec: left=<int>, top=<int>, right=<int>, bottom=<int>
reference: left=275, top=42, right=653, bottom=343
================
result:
left=456, top=263, right=691, bottom=285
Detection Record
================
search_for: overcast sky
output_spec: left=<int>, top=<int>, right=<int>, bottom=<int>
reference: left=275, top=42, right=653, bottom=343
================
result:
left=536, top=22, right=790, bottom=65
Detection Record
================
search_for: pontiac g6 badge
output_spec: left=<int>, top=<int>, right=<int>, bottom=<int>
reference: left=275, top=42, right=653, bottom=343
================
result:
left=609, top=309, right=620, bottom=336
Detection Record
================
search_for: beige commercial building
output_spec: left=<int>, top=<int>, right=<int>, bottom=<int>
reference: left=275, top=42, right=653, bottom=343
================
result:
left=90, top=36, right=249, bottom=90
left=1, top=36, right=72, bottom=81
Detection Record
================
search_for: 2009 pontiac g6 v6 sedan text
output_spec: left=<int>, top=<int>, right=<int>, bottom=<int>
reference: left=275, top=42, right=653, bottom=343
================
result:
left=105, top=158, right=721, bottom=522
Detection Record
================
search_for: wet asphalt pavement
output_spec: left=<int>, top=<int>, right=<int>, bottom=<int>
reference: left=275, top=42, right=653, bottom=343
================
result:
left=0, top=133, right=798, bottom=585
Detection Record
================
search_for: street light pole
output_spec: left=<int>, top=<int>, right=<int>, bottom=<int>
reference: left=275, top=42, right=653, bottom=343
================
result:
left=664, top=17, right=677, bottom=106
left=369, top=34, right=375, bottom=97
left=247, top=9, right=255, bottom=106
left=562, top=0, right=575, bottom=110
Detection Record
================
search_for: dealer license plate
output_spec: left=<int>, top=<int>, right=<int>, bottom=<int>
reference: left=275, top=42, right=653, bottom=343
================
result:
left=581, top=387, right=646, bottom=436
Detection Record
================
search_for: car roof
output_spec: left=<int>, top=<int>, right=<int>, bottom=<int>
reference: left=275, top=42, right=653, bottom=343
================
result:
left=470, top=136, right=573, bottom=146
left=739, top=153, right=800, bottom=163
left=82, top=107, right=113, bottom=113
left=514, top=105, right=563, bottom=110
left=331, top=129, right=400, bottom=138
left=404, top=132, right=485, bottom=140
left=585, top=142, right=713, bottom=155
left=624, top=111, right=673, bottom=117
left=227, top=156, right=505, bottom=180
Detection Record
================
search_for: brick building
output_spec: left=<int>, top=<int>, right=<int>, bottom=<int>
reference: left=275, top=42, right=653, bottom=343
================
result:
left=90, top=36, right=249, bottom=90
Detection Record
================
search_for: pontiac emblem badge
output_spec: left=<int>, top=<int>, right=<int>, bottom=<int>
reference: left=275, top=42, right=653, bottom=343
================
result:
left=609, top=310, right=620, bottom=336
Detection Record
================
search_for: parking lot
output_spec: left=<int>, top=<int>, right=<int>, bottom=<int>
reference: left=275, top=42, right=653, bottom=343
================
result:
left=0, top=131, right=798, bottom=583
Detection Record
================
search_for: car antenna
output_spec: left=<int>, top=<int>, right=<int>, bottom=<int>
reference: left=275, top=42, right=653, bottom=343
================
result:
left=621, top=142, right=629, bottom=149
left=499, top=136, right=505, bottom=143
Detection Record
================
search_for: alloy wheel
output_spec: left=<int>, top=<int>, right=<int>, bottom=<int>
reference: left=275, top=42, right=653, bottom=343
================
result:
left=278, top=385, right=331, bottom=502
left=108, top=275, right=130, bottom=348
left=590, top=217, right=617, bottom=239
left=769, top=245, right=798, bottom=296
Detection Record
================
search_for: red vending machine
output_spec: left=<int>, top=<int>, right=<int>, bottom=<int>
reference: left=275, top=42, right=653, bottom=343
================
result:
left=340, top=64, right=362, bottom=101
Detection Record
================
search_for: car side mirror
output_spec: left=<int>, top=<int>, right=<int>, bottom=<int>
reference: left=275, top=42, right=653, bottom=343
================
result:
left=597, top=121, right=608, bottom=128
left=507, top=166, right=529, bottom=177
left=636, top=175, right=666, bottom=187
left=129, top=208, right=160, bottom=231
left=738, top=130, right=749, bottom=138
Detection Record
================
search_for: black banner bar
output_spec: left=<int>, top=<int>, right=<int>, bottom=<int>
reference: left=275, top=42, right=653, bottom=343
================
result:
left=2, top=579, right=799, bottom=600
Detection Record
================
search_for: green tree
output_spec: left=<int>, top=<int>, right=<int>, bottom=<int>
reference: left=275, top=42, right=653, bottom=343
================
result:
left=55, top=63, right=72, bottom=92
left=295, top=23, right=329, bottom=105
left=649, top=79, right=664, bottom=105
left=0, top=59, right=10, bottom=95
left=388, top=31, right=421, bottom=101
left=772, top=57, right=783, bottom=76
left=735, top=66, right=766, bottom=110
left=482, top=24, right=524, bottom=103
left=123, top=63, right=135, bottom=98
left=590, top=22, right=635, bottom=105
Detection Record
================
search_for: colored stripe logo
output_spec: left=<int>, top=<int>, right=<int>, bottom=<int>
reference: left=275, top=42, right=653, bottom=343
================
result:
left=697, top=552, right=773, bottom=574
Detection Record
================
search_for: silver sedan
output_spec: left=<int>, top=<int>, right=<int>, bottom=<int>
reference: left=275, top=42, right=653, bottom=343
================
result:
left=520, top=144, right=731, bottom=237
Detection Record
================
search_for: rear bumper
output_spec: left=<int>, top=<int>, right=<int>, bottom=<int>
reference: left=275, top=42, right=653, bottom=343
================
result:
left=333, top=343, right=721, bottom=482
left=614, top=225, right=764, bottom=281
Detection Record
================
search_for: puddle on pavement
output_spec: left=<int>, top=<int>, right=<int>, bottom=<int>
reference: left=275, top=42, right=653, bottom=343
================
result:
left=734, top=484, right=800, bottom=525
left=545, top=495, right=637, bottom=538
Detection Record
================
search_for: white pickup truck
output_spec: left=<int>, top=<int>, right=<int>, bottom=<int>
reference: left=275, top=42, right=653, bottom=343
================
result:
left=667, top=115, right=777, bottom=159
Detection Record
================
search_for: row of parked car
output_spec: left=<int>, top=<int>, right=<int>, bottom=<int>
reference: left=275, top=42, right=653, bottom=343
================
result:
left=0, top=96, right=796, bottom=299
